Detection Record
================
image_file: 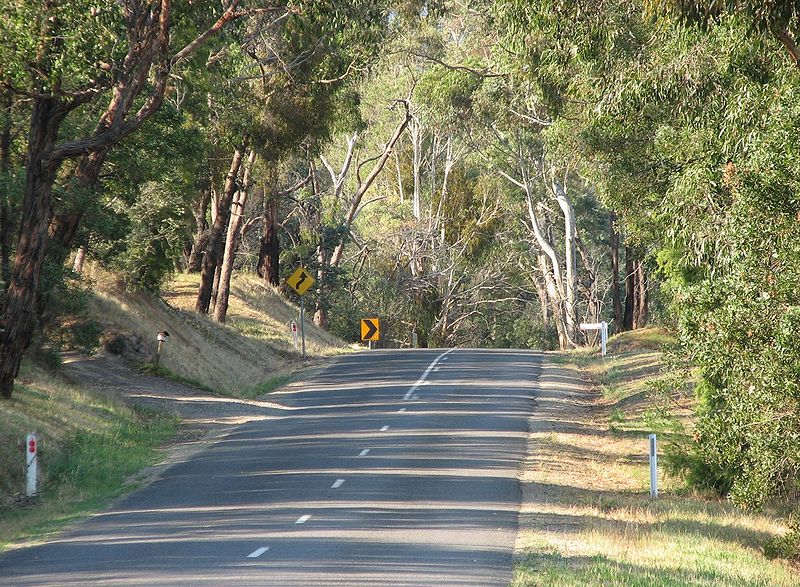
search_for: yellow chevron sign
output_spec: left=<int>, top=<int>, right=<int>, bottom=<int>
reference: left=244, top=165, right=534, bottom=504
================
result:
left=361, top=318, right=380, bottom=342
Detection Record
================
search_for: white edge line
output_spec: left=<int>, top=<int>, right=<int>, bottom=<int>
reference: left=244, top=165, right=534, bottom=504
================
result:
left=403, top=349, right=454, bottom=400
left=247, top=546, right=270, bottom=558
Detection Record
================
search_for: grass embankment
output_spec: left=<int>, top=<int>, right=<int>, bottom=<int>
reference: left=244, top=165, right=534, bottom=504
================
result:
left=1, top=269, right=348, bottom=551
left=513, top=328, right=798, bottom=586
left=86, top=268, right=347, bottom=397
left=0, top=364, right=176, bottom=551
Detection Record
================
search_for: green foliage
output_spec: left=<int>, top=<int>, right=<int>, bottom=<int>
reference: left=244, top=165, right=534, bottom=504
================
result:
left=764, top=512, right=800, bottom=561
left=0, top=1, right=124, bottom=90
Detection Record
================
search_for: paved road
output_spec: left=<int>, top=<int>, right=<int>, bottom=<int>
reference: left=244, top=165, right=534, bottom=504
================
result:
left=0, top=349, right=540, bottom=586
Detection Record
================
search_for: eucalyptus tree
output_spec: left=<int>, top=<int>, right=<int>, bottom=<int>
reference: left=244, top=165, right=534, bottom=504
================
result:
left=650, top=1, right=800, bottom=66
left=201, top=0, right=425, bottom=323
left=490, top=0, right=800, bottom=509
left=0, top=0, right=260, bottom=398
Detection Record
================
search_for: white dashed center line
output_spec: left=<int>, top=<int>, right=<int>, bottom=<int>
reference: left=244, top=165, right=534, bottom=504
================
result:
left=331, top=479, right=345, bottom=489
left=295, top=515, right=311, bottom=524
left=403, top=349, right=454, bottom=400
left=247, top=547, right=270, bottom=558
left=359, top=449, right=370, bottom=456
left=380, top=425, right=390, bottom=432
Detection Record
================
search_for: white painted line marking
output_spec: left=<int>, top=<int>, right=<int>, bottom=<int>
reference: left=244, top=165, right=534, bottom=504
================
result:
left=332, top=479, right=345, bottom=489
left=403, top=349, right=454, bottom=400
left=296, top=515, right=311, bottom=524
left=359, top=449, right=370, bottom=456
left=380, top=425, right=390, bottom=432
left=398, top=408, right=407, bottom=413
left=247, top=547, right=270, bottom=558
left=412, top=394, right=419, bottom=400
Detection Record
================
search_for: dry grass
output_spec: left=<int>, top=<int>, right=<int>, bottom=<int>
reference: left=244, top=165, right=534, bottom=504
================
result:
left=82, top=268, right=347, bottom=395
left=0, top=364, right=175, bottom=550
left=513, top=328, right=798, bottom=586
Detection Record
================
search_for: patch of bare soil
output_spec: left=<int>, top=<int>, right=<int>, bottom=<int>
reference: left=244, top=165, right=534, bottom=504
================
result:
left=59, top=350, right=340, bottom=489
left=60, top=351, right=329, bottom=451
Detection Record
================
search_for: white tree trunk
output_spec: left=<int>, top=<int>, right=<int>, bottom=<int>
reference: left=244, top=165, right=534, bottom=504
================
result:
left=329, top=106, right=411, bottom=268
left=553, top=177, right=579, bottom=346
left=213, top=149, right=256, bottom=323
left=411, top=115, right=423, bottom=221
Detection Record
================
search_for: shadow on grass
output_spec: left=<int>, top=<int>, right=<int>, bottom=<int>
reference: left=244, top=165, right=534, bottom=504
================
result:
left=514, top=550, right=761, bottom=587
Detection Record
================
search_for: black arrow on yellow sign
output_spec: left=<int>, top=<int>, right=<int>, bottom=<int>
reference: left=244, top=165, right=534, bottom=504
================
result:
left=360, top=318, right=380, bottom=342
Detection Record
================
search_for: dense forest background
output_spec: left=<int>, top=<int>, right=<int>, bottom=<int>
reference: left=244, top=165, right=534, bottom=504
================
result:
left=1, top=1, right=798, bottom=519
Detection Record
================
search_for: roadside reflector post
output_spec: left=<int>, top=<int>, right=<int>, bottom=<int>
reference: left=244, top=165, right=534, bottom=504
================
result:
left=300, top=297, right=306, bottom=359
left=579, top=321, right=608, bottom=356
left=291, top=320, right=298, bottom=350
left=649, top=433, right=658, bottom=499
left=155, top=331, right=169, bottom=367
left=412, top=331, right=418, bottom=349
left=26, top=433, right=38, bottom=498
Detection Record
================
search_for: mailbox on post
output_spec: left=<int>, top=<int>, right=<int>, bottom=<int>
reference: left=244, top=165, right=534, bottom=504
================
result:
left=579, top=321, right=608, bottom=356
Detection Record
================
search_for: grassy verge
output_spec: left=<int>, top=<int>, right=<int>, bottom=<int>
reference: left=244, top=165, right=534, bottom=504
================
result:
left=0, top=363, right=177, bottom=552
left=513, top=328, right=798, bottom=586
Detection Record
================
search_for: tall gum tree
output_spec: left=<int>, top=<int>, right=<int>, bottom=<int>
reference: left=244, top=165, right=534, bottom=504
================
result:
left=0, top=0, right=246, bottom=398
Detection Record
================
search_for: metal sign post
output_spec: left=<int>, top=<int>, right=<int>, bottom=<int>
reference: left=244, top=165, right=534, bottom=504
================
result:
left=154, top=331, right=169, bottom=367
left=286, top=267, right=315, bottom=360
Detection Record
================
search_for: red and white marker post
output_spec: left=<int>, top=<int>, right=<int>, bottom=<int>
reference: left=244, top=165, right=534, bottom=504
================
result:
left=26, top=433, right=38, bottom=497
left=291, top=320, right=299, bottom=350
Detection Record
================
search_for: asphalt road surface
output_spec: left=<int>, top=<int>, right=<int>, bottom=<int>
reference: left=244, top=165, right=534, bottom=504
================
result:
left=0, top=349, right=540, bottom=586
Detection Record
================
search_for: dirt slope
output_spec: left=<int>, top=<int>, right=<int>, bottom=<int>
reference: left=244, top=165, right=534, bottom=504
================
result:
left=82, top=268, right=347, bottom=395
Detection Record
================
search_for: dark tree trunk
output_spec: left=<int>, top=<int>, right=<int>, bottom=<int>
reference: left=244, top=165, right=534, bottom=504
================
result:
left=0, top=97, right=68, bottom=397
left=257, top=197, right=280, bottom=286
left=0, top=91, right=13, bottom=287
left=196, top=143, right=246, bottom=314
left=48, top=150, right=108, bottom=259
left=623, top=247, right=635, bottom=331
left=609, top=213, right=623, bottom=332
left=186, top=187, right=212, bottom=273
left=623, top=249, right=648, bottom=331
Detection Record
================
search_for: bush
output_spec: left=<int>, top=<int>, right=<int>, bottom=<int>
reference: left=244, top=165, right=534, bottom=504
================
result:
left=764, top=513, right=800, bottom=561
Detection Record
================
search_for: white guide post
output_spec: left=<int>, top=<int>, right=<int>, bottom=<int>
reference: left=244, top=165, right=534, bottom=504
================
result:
left=291, top=320, right=298, bottom=350
left=26, top=433, right=38, bottom=497
left=649, top=433, right=658, bottom=499
left=300, top=298, right=306, bottom=359
left=579, top=321, right=609, bottom=356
